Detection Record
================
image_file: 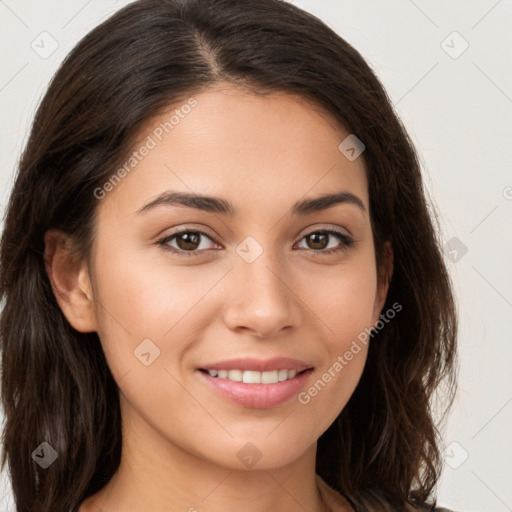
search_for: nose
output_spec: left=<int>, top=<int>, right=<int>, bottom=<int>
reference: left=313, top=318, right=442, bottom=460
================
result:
left=222, top=249, right=302, bottom=338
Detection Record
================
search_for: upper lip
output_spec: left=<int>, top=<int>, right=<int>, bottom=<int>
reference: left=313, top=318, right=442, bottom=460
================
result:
left=199, top=357, right=314, bottom=373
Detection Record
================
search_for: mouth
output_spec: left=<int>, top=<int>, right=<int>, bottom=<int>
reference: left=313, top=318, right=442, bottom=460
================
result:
left=196, top=366, right=314, bottom=409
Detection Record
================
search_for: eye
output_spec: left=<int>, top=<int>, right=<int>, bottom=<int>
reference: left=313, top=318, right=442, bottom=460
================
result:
left=296, top=229, right=354, bottom=255
left=158, top=229, right=219, bottom=257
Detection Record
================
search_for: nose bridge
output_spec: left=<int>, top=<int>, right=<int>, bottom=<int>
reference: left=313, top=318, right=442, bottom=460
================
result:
left=223, top=235, right=300, bottom=336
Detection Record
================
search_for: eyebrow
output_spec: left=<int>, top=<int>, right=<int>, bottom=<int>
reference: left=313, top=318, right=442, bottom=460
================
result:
left=136, top=190, right=366, bottom=216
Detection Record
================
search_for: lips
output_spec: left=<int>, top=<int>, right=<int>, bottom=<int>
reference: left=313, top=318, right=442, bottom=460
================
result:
left=196, top=357, right=314, bottom=408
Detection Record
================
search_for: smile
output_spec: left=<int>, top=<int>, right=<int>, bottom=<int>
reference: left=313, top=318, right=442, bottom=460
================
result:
left=197, top=368, right=314, bottom=408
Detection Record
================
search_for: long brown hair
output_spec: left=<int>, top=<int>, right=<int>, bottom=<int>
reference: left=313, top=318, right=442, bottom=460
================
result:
left=0, top=1, right=457, bottom=510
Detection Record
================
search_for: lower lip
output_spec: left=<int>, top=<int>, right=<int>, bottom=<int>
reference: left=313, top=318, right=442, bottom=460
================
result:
left=196, top=369, right=313, bottom=409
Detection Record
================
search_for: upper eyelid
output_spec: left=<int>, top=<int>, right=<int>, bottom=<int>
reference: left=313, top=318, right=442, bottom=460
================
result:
left=163, top=221, right=352, bottom=238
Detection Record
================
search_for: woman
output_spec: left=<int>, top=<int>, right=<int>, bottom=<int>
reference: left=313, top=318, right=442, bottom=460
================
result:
left=0, top=0, right=458, bottom=511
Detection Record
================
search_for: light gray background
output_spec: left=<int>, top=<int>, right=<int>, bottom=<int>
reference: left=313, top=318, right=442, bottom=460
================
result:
left=1, top=1, right=511, bottom=511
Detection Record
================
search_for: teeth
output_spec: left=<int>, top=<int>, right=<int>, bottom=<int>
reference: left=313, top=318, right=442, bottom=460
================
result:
left=243, top=370, right=261, bottom=384
left=206, top=368, right=301, bottom=383
left=261, top=370, right=278, bottom=384
left=227, top=369, right=243, bottom=382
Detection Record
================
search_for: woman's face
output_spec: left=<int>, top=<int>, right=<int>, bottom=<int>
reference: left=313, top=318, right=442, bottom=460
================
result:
left=81, top=85, right=389, bottom=469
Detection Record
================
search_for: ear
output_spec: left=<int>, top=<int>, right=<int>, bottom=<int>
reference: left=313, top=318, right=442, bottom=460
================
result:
left=44, top=229, right=97, bottom=333
left=372, top=240, right=394, bottom=326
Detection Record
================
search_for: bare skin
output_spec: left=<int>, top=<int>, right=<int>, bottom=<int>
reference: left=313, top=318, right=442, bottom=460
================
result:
left=45, top=84, right=392, bottom=512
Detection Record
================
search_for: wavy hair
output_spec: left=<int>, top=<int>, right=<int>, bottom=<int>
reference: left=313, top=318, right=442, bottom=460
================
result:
left=0, top=1, right=457, bottom=510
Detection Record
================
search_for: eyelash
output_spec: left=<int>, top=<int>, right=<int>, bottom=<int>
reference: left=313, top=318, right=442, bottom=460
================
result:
left=157, top=228, right=355, bottom=258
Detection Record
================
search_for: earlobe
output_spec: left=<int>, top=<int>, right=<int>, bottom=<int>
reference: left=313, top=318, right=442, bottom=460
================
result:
left=44, top=229, right=97, bottom=333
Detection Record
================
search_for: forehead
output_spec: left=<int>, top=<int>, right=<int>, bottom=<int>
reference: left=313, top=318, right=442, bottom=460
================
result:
left=99, top=85, right=369, bottom=216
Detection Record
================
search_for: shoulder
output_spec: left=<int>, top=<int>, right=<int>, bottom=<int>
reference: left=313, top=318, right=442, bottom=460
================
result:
left=408, top=504, right=458, bottom=512
left=315, top=477, right=461, bottom=512
left=427, top=505, right=460, bottom=512
left=398, top=500, right=460, bottom=512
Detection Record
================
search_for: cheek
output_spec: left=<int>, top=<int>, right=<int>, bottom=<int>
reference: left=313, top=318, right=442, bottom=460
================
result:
left=295, top=279, right=374, bottom=431
left=294, top=254, right=376, bottom=418
left=301, top=252, right=378, bottom=338
left=89, top=238, right=229, bottom=378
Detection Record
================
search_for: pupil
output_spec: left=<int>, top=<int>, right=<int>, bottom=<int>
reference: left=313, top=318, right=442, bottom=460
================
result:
left=178, top=232, right=200, bottom=250
left=308, top=233, right=328, bottom=250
